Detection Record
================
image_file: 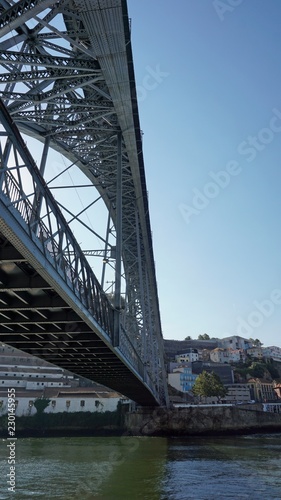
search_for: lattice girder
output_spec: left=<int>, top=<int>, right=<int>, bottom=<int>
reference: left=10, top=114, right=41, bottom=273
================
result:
left=0, top=0, right=169, bottom=406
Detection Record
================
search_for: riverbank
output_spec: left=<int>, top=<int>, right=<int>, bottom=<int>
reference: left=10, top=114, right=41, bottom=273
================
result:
left=0, top=408, right=125, bottom=438
left=1, top=406, right=281, bottom=437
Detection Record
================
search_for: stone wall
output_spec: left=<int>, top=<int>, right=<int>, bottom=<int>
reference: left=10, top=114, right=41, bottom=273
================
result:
left=125, top=406, right=281, bottom=436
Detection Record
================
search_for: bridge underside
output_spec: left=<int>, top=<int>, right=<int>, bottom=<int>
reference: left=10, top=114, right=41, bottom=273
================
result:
left=0, top=234, right=158, bottom=406
left=0, top=0, right=169, bottom=406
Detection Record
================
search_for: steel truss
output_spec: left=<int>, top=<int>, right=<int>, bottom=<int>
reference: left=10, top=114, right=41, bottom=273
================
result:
left=0, top=0, right=168, bottom=406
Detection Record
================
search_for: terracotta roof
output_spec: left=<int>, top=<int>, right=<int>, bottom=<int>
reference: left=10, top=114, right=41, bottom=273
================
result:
left=247, top=378, right=273, bottom=384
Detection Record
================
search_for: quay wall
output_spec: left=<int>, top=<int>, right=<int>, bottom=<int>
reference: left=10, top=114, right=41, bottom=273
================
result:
left=125, top=406, right=281, bottom=436
left=1, top=406, right=281, bottom=437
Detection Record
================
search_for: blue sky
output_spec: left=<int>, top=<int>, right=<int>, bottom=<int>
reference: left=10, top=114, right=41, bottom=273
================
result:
left=127, top=0, right=281, bottom=346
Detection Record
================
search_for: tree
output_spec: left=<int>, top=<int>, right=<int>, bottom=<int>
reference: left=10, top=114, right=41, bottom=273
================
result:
left=33, top=397, right=50, bottom=415
left=249, top=338, right=263, bottom=347
left=254, top=339, right=263, bottom=347
left=266, top=363, right=279, bottom=380
left=197, top=333, right=210, bottom=340
left=192, top=371, right=227, bottom=400
left=185, top=336, right=192, bottom=340
left=248, top=362, right=265, bottom=378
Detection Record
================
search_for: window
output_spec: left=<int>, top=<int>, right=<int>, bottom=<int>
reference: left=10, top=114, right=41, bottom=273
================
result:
left=51, top=401, right=56, bottom=408
left=29, top=401, right=34, bottom=407
left=66, top=401, right=70, bottom=408
left=80, top=400, right=85, bottom=407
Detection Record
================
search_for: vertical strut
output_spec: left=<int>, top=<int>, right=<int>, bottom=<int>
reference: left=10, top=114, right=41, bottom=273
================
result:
left=113, top=130, right=122, bottom=346
left=39, top=137, right=51, bottom=176
left=101, top=206, right=111, bottom=290
left=31, top=136, right=50, bottom=231
left=135, top=208, right=147, bottom=362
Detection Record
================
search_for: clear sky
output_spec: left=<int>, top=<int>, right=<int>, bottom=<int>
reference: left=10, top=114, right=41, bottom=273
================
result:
left=127, top=0, right=281, bottom=347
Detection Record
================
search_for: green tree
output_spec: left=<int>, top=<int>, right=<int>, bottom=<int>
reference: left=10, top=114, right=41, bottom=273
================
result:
left=198, top=333, right=210, bottom=340
left=33, top=398, right=50, bottom=415
left=254, top=338, right=263, bottom=347
left=248, top=362, right=265, bottom=378
left=249, top=338, right=263, bottom=347
left=185, top=336, right=192, bottom=340
left=192, top=371, right=227, bottom=400
left=266, top=364, right=279, bottom=380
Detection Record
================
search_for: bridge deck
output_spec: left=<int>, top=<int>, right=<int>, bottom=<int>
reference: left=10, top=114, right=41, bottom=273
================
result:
left=0, top=233, right=158, bottom=407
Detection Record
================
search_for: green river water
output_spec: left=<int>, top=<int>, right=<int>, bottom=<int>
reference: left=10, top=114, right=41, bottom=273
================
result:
left=1, top=433, right=281, bottom=499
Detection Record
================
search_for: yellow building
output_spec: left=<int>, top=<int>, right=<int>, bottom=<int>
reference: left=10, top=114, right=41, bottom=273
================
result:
left=247, top=378, right=277, bottom=402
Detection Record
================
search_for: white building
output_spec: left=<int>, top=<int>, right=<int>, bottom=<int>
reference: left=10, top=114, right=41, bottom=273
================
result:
left=0, top=344, right=78, bottom=390
left=262, top=346, right=281, bottom=362
left=0, top=387, right=125, bottom=417
left=210, top=348, right=228, bottom=363
left=175, top=350, right=199, bottom=363
left=224, top=384, right=252, bottom=404
left=192, top=384, right=252, bottom=405
left=218, top=336, right=253, bottom=351
left=210, top=348, right=246, bottom=364
left=247, top=346, right=264, bottom=359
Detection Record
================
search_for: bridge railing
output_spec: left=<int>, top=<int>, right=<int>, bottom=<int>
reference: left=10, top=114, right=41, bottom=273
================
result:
left=119, top=323, right=143, bottom=378
left=118, top=323, right=157, bottom=394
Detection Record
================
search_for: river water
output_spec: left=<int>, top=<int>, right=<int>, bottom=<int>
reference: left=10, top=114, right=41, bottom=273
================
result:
left=1, top=433, right=281, bottom=499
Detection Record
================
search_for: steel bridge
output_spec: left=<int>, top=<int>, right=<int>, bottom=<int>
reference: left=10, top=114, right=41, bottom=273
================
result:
left=0, top=0, right=169, bottom=406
